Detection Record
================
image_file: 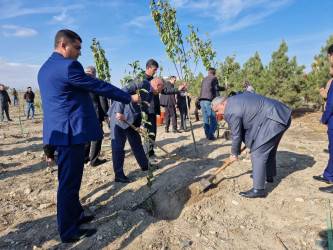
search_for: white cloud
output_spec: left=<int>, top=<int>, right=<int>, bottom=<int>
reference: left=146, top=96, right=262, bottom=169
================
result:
left=2, top=25, right=37, bottom=37
left=170, top=0, right=293, bottom=33
left=124, top=15, right=152, bottom=28
left=0, top=58, right=40, bottom=90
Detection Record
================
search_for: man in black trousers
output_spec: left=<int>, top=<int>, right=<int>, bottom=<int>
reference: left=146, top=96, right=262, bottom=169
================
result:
left=143, top=59, right=184, bottom=160
left=84, top=66, right=109, bottom=167
left=159, top=76, right=179, bottom=133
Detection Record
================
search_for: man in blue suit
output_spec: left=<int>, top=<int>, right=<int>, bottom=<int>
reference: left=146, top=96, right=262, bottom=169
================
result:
left=38, top=29, right=140, bottom=243
left=212, top=93, right=291, bottom=198
left=108, top=77, right=166, bottom=183
left=314, top=44, right=333, bottom=193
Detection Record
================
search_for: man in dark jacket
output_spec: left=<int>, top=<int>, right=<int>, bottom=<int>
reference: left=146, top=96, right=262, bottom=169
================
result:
left=84, top=66, right=109, bottom=167
left=143, top=59, right=184, bottom=159
left=0, top=84, right=12, bottom=121
left=212, top=94, right=291, bottom=198
left=159, top=76, right=178, bottom=133
left=199, top=68, right=227, bottom=140
left=23, top=87, right=35, bottom=119
left=177, top=90, right=191, bottom=131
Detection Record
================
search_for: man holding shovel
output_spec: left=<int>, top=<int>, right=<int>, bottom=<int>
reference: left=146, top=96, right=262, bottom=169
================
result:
left=212, top=93, right=291, bottom=198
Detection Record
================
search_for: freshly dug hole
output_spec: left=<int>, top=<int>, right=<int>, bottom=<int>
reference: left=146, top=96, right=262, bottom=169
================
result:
left=152, top=187, right=191, bottom=220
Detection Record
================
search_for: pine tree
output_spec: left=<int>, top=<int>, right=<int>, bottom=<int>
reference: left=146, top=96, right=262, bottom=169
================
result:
left=241, top=51, right=265, bottom=95
left=305, top=34, right=333, bottom=109
left=267, top=39, right=305, bottom=109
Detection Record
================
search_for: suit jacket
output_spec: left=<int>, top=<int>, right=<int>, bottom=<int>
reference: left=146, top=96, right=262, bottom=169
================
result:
left=108, top=80, right=153, bottom=138
left=90, top=92, right=109, bottom=122
left=177, top=91, right=191, bottom=110
left=159, top=81, right=176, bottom=106
left=38, top=52, right=131, bottom=146
left=223, top=93, right=291, bottom=155
left=322, top=82, right=333, bottom=129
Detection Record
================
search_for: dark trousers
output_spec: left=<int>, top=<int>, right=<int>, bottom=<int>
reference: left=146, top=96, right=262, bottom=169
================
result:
left=194, top=107, right=199, bottom=121
left=0, top=102, right=10, bottom=121
left=164, top=105, right=177, bottom=130
left=179, top=107, right=187, bottom=130
left=111, top=120, right=148, bottom=178
left=85, top=121, right=103, bottom=165
left=324, top=129, right=333, bottom=181
left=56, top=144, right=85, bottom=241
left=251, top=120, right=290, bottom=190
left=144, top=113, right=157, bottom=157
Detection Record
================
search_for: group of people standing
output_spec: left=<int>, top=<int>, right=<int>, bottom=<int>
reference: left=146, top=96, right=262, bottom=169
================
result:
left=37, top=29, right=186, bottom=243
left=0, top=85, right=36, bottom=121
left=35, top=27, right=332, bottom=244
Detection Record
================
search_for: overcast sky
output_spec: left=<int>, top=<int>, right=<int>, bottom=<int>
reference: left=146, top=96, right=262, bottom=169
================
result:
left=0, top=0, right=332, bottom=90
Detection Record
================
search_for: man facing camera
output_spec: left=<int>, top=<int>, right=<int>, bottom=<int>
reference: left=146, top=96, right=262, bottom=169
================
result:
left=38, top=29, right=140, bottom=243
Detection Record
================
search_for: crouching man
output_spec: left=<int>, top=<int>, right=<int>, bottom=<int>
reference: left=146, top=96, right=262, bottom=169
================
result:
left=211, top=93, right=291, bottom=198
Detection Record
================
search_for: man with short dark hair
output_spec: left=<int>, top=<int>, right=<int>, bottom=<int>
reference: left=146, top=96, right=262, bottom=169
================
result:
left=24, top=87, right=35, bottom=119
left=212, top=94, right=291, bottom=198
left=199, top=67, right=227, bottom=140
left=38, top=29, right=140, bottom=243
left=0, top=84, right=12, bottom=121
left=143, top=59, right=184, bottom=159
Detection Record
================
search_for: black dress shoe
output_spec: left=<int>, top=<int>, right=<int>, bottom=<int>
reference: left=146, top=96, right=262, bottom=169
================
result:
left=319, top=185, right=333, bottom=193
left=250, top=175, right=274, bottom=183
left=115, top=176, right=131, bottom=183
left=165, top=127, right=169, bottom=133
left=208, top=136, right=216, bottom=140
left=62, top=228, right=97, bottom=243
left=313, top=175, right=333, bottom=184
left=77, top=215, right=95, bottom=225
left=172, top=129, right=182, bottom=133
left=239, top=188, right=265, bottom=198
left=90, top=159, right=106, bottom=167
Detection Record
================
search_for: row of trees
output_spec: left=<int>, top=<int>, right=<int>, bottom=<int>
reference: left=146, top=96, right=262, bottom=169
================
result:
left=186, top=35, right=333, bottom=110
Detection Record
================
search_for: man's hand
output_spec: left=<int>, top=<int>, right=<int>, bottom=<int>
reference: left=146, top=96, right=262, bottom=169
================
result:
left=45, top=157, right=54, bottom=162
left=105, top=116, right=110, bottom=123
left=178, top=82, right=186, bottom=91
left=116, top=113, right=124, bottom=122
left=131, top=94, right=142, bottom=103
left=229, top=154, right=238, bottom=163
left=140, top=126, right=146, bottom=135
left=225, top=85, right=228, bottom=90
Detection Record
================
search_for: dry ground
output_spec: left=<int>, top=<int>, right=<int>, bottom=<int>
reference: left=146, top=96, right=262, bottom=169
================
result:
left=0, top=99, right=332, bottom=250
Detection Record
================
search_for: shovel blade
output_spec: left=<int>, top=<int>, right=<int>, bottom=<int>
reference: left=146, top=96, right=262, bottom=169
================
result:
left=170, top=154, right=181, bottom=160
left=199, top=175, right=216, bottom=189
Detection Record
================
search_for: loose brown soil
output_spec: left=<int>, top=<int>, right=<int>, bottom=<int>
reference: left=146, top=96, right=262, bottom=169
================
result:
left=0, top=97, right=331, bottom=249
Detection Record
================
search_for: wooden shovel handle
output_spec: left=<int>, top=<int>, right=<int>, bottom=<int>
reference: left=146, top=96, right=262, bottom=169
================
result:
left=123, top=119, right=172, bottom=157
left=213, top=145, right=247, bottom=176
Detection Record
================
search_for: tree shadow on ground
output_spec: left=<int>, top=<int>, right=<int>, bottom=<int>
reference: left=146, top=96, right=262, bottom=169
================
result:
left=0, top=136, right=43, bottom=146
left=291, top=107, right=317, bottom=119
left=0, top=160, right=49, bottom=181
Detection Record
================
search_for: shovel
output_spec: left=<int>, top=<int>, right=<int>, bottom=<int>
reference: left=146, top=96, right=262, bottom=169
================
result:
left=123, top=119, right=181, bottom=160
left=199, top=145, right=247, bottom=190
